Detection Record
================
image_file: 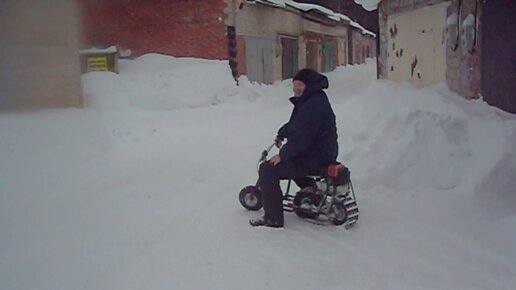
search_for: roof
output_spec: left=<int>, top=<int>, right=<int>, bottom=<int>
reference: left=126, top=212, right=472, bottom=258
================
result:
left=250, top=0, right=376, bottom=37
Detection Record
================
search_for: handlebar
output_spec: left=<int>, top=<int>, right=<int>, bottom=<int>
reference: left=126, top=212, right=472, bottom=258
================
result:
left=256, top=143, right=276, bottom=171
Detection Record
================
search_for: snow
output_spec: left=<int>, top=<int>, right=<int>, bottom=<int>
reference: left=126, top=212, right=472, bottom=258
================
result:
left=1, top=54, right=516, bottom=290
left=255, top=0, right=376, bottom=36
left=447, top=13, right=458, bottom=25
left=354, top=0, right=381, bottom=11
left=463, top=13, right=476, bottom=27
left=80, top=46, right=118, bottom=55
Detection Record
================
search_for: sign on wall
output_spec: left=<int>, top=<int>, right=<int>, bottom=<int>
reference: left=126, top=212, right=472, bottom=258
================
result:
left=86, top=56, right=108, bottom=72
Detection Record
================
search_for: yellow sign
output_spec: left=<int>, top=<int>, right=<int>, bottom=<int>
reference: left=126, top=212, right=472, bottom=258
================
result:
left=87, top=56, right=108, bottom=72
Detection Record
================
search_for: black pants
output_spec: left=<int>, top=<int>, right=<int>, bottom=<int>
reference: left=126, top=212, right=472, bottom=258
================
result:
left=257, top=160, right=318, bottom=225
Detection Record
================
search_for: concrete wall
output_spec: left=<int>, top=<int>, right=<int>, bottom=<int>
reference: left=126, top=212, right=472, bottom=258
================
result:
left=386, top=3, right=447, bottom=88
left=378, top=0, right=443, bottom=80
left=236, top=3, right=304, bottom=38
left=378, top=0, right=481, bottom=98
left=0, top=0, right=82, bottom=109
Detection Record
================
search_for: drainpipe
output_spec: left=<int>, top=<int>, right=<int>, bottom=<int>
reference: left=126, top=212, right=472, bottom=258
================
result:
left=376, top=9, right=380, bottom=79
left=226, top=0, right=239, bottom=83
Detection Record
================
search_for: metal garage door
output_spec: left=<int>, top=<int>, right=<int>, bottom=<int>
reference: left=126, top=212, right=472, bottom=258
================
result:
left=387, top=3, right=447, bottom=88
left=323, top=42, right=334, bottom=72
left=305, top=41, right=318, bottom=70
left=245, top=37, right=273, bottom=84
left=281, top=36, right=299, bottom=80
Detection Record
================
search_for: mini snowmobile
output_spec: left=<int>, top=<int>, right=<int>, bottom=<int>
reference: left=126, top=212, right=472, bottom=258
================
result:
left=239, top=144, right=359, bottom=228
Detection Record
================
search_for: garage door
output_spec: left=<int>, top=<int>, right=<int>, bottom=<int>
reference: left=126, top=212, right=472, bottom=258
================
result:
left=387, top=3, right=447, bottom=88
left=245, top=37, right=273, bottom=84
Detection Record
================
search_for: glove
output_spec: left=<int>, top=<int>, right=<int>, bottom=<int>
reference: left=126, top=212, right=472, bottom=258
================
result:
left=274, top=136, right=284, bottom=148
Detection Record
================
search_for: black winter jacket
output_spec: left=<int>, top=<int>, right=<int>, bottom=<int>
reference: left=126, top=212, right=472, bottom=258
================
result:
left=278, top=71, right=338, bottom=170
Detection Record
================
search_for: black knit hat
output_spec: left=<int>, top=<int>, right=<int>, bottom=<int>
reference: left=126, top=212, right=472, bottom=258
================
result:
left=293, top=68, right=315, bottom=84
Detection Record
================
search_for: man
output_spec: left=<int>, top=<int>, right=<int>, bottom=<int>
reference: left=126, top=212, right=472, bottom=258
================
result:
left=250, top=68, right=339, bottom=228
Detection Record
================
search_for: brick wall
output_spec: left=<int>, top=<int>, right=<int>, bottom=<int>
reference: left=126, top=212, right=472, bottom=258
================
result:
left=0, top=0, right=82, bottom=109
left=79, top=0, right=229, bottom=60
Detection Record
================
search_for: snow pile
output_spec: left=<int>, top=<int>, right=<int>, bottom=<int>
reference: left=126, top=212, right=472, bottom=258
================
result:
left=82, top=54, right=238, bottom=110
left=1, top=55, right=515, bottom=290
left=339, top=81, right=513, bottom=192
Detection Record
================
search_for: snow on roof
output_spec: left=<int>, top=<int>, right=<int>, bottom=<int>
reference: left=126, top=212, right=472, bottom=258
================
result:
left=353, top=0, right=381, bottom=11
left=446, top=13, right=458, bottom=25
left=334, top=12, right=376, bottom=37
left=80, top=46, right=118, bottom=55
left=253, top=0, right=376, bottom=37
left=462, top=13, right=476, bottom=26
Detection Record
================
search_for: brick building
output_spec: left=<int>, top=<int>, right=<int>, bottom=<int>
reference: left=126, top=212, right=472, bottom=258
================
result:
left=79, top=0, right=376, bottom=84
left=80, top=0, right=230, bottom=60
left=0, top=0, right=82, bottom=109
left=377, top=0, right=515, bottom=113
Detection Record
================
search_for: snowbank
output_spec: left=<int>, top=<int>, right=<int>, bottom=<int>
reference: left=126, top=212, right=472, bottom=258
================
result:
left=82, top=54, right=239, bottom=110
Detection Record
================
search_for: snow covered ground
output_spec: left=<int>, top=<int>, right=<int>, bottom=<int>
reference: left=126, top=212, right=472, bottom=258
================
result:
left=1, top=54, right=515, bottom=290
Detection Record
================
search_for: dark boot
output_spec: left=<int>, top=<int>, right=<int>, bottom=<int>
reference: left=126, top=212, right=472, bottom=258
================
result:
left=249, top=216, right=283, bottom=228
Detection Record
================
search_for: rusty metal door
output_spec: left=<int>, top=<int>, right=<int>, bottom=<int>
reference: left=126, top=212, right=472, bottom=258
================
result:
left=281, top=36, right=299, bottom=80
left=305, top=41, right=317, bottom=70
left=348, top=31, right=353, bottom=65
left=245, top=37, right=273, bottom=84
left=481, top=0, right=516, bottom=113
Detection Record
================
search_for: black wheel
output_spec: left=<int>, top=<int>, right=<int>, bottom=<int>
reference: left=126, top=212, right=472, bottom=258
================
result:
left=329, top=202, right=348, bottom=226
left=239, top=185, right=262, bottom=211
left=293, top=191, right=318, bottom=219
